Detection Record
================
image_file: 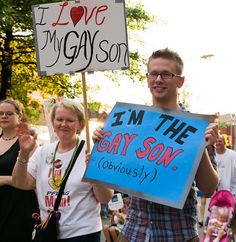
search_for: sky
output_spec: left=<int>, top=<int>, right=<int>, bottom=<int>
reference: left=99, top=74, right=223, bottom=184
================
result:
left=139, top=0, right=236, bottom=115
left=38, top=0, right=236, bottom=143
left=87, top=0, right=236, bottom=115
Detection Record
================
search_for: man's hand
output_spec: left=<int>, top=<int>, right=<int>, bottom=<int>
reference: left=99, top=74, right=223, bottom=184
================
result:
left=205, top=123, right=218, bottom=146
left=92, top=125, right=104, bottom=143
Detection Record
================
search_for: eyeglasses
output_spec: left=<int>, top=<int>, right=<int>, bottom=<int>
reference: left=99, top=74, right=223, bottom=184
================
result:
left=0, top=111, right=17, bottom=117
left=55, top=118, right=78, bottom=124
left=146, top=71, right=181, bottom=81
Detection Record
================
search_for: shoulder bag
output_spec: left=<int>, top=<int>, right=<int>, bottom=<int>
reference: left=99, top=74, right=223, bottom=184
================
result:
left=32, top=140, right=85, bottom=242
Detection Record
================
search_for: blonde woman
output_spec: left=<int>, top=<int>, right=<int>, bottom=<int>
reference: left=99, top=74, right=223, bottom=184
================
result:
left=13, top=99, right=113, bottom=242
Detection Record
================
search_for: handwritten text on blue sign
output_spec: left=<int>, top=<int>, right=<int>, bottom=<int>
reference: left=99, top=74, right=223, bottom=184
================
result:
left=84, top=102, right=209, bottom=209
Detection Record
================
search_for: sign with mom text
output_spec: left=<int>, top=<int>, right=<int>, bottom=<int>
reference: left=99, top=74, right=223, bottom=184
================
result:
left=32, top=0, right=129, bottom=76
left=84, top=102, right=212, bottom=209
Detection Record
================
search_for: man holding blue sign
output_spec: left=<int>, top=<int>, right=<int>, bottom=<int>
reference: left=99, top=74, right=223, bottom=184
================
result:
left=92, top=48, right=219, bottom=241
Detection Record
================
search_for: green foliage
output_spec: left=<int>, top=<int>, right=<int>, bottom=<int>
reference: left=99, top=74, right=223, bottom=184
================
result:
left=218, top=122, right=228, bottom=128
left=103, top=1, right=154, bottom=83
left=0, top=0, right=154, bottom=123
left=88, top=101, right=101, bottom=111
left=0, top=0, right=78, bottom=122
left=178, top=84, right=190, bottom=109
left=104, top=51, right=147, bottom=83
left=126, top=1, right=154, bottom=31
left=0, top=0, right=59, bottom=32
left=125, top=1, right=154, bottom=82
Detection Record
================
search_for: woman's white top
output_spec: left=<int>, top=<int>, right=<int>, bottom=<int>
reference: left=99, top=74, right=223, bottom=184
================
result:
left=28, top=141, right=102, bottom=239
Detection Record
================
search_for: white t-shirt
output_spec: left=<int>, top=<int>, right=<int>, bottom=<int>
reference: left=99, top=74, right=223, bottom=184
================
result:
left=215, top=148, right=236, bottom=195
left=28, top=141, right=102, bottom=239
left=114, top=213, right=126, bottom=230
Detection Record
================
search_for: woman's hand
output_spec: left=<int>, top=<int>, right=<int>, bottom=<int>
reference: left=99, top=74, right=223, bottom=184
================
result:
left=16, top=122, right=36, bottom=157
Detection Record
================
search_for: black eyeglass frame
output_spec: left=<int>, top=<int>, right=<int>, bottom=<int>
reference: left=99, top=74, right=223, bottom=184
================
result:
left=0, top=111, right=17, bottom=117
left=146, top=71, right=182, bottom=80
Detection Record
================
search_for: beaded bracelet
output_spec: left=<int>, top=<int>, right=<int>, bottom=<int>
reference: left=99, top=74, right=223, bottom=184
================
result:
left=17, top=157, right=29, bottom=165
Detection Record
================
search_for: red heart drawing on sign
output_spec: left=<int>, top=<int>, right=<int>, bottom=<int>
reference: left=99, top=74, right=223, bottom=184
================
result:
left=70, top=6, right=84, bottom=26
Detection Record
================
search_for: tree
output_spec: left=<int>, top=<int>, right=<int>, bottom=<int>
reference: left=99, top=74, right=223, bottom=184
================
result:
left=0, top=0, right=154, bottom=122
left=178, top=84, right=190, bottom=109
left=0, top=0, right=77, bottom=121
left=104, top=0, right=155, bottom=83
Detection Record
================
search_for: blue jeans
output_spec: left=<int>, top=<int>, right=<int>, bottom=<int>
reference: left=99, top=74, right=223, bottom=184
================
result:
left=58, top=231, right=101, bottom=242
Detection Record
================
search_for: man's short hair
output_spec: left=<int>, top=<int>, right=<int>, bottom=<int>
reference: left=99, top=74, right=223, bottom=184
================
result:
left=148, top=48, right=184, bottom=75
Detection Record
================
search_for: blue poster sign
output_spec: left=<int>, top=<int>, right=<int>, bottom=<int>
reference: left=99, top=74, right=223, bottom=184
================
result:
left=84, top=102, right=212, bottom=209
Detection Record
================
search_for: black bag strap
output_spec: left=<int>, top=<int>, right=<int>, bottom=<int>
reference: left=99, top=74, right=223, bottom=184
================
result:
left=54, top=140, right=85, bottom=211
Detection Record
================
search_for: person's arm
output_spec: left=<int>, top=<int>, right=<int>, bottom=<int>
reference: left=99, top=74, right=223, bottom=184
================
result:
left=196, top=123, right=219, bottom=197
left=12, top=122, right=36, bottom=190
left=93, top=184, right=114, bottom=204
left=12, top=152, right=36, bottom=190
left=110, top=212, right=116, bottom=225
left=87, top=133, right=114, bottom=203
left=0, top=176, right=13, bottom=186
left=196, top=149, right=218, bottom=197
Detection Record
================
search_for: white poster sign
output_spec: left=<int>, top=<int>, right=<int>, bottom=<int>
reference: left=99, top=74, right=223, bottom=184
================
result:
left=43, top=99, right=58, bottom=143
left=32, top=0, right=129, bottom=76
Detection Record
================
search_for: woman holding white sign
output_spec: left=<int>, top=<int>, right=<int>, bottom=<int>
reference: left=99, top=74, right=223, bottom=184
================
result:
left=12, top=99, right=113, bottom=242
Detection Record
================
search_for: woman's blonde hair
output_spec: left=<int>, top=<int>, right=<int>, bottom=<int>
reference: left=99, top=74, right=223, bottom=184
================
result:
left=50, top=99, right=85, bottom=134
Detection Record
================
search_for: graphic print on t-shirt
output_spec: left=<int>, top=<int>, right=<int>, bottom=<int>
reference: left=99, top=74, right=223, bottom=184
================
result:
left=48, top=159, right=62, bottom=191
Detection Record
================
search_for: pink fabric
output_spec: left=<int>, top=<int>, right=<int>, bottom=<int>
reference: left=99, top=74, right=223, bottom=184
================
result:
left=200, top=190, right=236, bottom=242
left=209, top=190, right=235, bottom=208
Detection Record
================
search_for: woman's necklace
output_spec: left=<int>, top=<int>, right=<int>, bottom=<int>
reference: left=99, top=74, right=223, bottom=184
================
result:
left=1, top=135, right=17, bottom=141
left=50, top=137, right=79, bottom=191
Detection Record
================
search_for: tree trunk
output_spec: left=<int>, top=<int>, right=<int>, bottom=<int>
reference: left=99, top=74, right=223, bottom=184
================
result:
left=0, top=29, right=13, bottom=100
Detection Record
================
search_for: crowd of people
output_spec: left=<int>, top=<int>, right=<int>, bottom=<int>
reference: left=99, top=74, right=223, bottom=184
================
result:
left=197, top=135, right=236, bottom=241
left=1, top=47, right=236, bottom=242
left=103, top=196, right=129, bottom=242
